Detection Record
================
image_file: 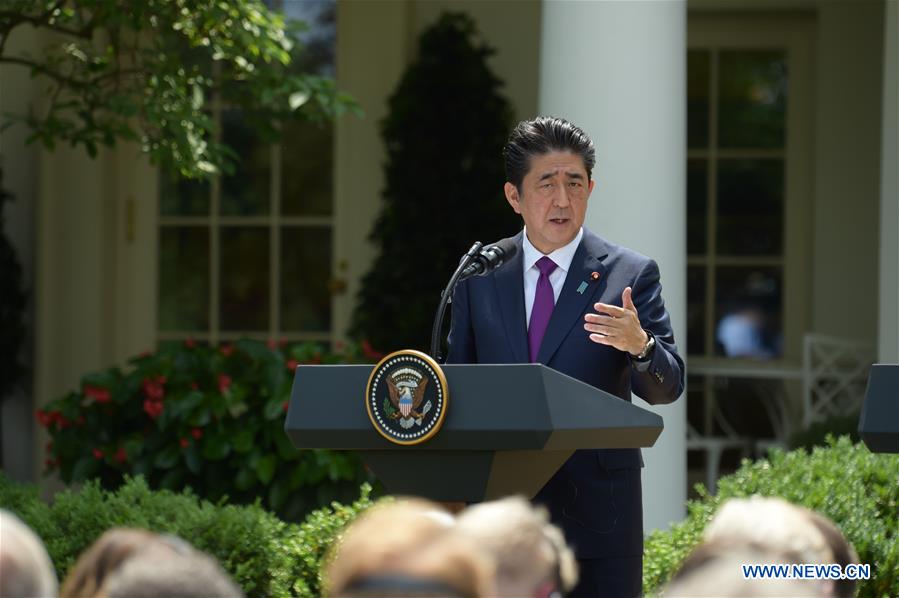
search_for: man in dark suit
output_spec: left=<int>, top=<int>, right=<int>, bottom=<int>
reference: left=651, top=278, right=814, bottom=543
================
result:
left=446, top=116, right=684, bottom=597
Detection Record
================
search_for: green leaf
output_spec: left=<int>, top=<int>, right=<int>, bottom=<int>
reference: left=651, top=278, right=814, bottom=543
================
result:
left=268, top=476, right=289, bottom=510
left=234, top=466, right=256, bottom=491
left=185, top=445, right=202, bottom=474
left=233, top=428, right=256, bottom=453
left=201, top=436, right=231, bottom=461
left=264, top=397, right=285, bottom=420
left=71, top=456, right=100, bottom=481
left=154, top=446, right=180, bottom=469
left=256, top=455, right=276, bottom=485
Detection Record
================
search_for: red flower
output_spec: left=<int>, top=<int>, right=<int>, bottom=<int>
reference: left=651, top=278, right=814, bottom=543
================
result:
left=190, top=381, right=199, bottom=390
left=58, top=414, right=72, bottom=429
left=267, top=339, right=277, bottom=350
left=143, top=398, right=164, bottom=419
left=179, top=438, right=189, bottom=449
left=220, top=343, right=234, bottom=357
left=35, top=409, right=53, bottom=428
left=114, top=447, right=127, bottom=464
left=142, top=376, right=165, bottom=401
left=334, top=340, right=346, bottom=352
left=279, top=337, right=288, bottom=348
left=286, top=359, right=299, bottom=371
left=92, top=448, right=104, bottom=460
left=44, top=458, right=55, bottom=470
left=310, top=352, right=322, bottom=364
left=282, top=401, right=289, bottom=413
left=218, top=373, right=232, bottom=395
left=361, top=339, right=384, bottom=360
left=84, top=384, right=111, bottom=404
left=191, top=427, right=203, bottom=440
left=139, top=350, right=152, bottom=358
left=184, top=338, right=196, bottom=349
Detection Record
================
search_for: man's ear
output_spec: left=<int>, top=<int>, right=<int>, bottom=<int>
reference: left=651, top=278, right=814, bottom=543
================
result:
left=587, top=178, right=596, bottom=195
left=504, top=182, right=522, bottom=214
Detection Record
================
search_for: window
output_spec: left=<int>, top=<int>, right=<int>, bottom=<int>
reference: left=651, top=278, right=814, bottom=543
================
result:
left=157, top=0, right=337, bottom=346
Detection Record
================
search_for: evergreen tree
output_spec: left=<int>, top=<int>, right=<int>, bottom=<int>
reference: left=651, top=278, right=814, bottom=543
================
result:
left=0, top=166, right=26, bottom=400
left=352, top=13, right=519, bottom=353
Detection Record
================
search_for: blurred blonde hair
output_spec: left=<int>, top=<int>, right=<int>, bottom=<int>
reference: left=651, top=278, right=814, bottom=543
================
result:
left=0, top=510, right=58, bottom=598
left=60, top=528, right=183, bottom=597
left=325, top=498, right=494, bottom=597
left=455, top=496, right=577, bottom=596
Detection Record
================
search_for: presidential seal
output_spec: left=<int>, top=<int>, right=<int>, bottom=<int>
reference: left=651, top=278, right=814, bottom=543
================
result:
left=365, top=350, right=448, bottom=446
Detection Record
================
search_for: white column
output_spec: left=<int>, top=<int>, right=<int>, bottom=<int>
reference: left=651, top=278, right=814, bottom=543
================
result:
left=539, top=0, right=687, bottom=531
left=879, top=0, right=899, bottom=363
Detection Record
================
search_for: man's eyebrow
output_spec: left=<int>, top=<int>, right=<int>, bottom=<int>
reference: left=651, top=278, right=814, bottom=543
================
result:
left=565, top=171, right=585, bottom=180
left=536, top=169, right=586, bottom=182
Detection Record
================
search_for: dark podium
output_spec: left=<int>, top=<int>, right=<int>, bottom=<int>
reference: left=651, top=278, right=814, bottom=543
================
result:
left=858, top=364, right=899, bottom=453
left=285, top=363, right=663, bottom=502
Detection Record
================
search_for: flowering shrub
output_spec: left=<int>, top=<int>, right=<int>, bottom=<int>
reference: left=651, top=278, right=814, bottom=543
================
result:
left=39, top=339, right=384, bottom=520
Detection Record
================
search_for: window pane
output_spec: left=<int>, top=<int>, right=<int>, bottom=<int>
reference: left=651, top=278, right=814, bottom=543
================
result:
left=717, top=159, right=783, bottom=256
left=688, top=50, right=710, bottom=149
left=718, top=51, right=787, bottom=149
left=159, top=172, right=210, bottom=216
left=220, top=227, right=270, bottom=330
left=281, top=120, right=333, bottom=216
left=687, top=159, right=708, bottom=255
left=687, top=266, right=707, bottom=356
left=159, top=227, right=209, bottom=331
left=281, top=226, right=332, bottom=332
left=715, top=266, right=782, bottom=359
left=221, top=109, right=271, bottom=216
left=687, top=374, right=707, bottom=434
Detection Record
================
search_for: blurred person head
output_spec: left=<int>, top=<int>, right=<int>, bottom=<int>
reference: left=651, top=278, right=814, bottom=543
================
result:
left=455, top=496, right=577, bottom=597
left=0, top=509, right=58, bottom=598
left=703, top=497, right=833, bottom=564
left=60, top=528, right=180, bottom=597
left=664, top=547, right=824, bottom=597
left=804, top=510, right=859, bottom=598
left=325, top=498, right=493, bottom=597
left=100, top=545, right=243, bottom=598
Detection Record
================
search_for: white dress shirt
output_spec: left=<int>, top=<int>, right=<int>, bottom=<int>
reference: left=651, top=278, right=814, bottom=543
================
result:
left=522, top=227, right=583, bottom=328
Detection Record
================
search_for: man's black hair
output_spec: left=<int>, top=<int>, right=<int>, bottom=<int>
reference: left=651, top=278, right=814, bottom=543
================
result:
left=503, top=116, right=596, bottom=190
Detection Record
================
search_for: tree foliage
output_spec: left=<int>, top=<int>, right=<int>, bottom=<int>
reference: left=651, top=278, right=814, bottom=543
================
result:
left=0, top=0, right=356, bottom=178
left=351, top=12, right=519, bottom=353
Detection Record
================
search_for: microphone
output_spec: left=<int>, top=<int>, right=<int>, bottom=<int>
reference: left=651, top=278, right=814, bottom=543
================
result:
left=460, top=238, right=518, bottom=279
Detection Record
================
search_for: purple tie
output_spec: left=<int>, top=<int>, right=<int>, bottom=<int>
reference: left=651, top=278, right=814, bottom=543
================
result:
left=528, top=256, right=558, bottom=362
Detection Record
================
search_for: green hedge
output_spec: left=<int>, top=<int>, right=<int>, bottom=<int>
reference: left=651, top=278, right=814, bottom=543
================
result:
left=643, top=436, right=899, bottom=597
left=0, top=474, right=374, bottom=597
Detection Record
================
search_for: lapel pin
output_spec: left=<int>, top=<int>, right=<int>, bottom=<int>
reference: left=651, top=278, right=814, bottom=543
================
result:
left=591, top=271, right=600, bottom=281
left=576, top=281, right=588, bottom=295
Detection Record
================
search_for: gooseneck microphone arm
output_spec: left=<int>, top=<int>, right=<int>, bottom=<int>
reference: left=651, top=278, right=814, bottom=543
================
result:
left=430, top=242, right=482, bottom=362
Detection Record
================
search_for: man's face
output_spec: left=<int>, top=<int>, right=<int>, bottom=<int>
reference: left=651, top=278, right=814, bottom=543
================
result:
left=504, top=151, right=595, bottom=254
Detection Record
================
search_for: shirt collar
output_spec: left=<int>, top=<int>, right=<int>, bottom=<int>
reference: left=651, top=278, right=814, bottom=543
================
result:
left=522, top=227, right=583, bottom=274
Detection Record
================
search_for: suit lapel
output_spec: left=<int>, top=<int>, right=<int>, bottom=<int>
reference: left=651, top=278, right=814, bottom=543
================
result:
left=493, top=233, right=529, bottom=364
left=536, top=231, right=610, bottom=364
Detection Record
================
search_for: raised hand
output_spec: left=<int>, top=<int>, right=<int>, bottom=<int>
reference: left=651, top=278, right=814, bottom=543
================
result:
left=584, top=286, right=649, bottom=356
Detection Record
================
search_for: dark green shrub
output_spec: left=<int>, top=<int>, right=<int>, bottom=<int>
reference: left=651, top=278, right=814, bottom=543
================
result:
left=351, top=12, right=519, bottom=353
left=643, top=436, right=899, bottom=597
left=0, top=473, right=375, bottom=597
left=38, top=340, right=380, bottom=520
left=789, top=410, right=861, bottom=450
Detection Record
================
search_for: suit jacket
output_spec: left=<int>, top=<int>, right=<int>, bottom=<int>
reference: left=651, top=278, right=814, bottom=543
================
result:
left=446, top=228, right=684, bottom=559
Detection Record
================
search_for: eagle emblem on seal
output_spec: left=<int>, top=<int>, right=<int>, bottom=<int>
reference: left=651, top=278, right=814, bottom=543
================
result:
left=387, top=368, right=432, bottom=429
left=365, top=350, right=448, bottom=445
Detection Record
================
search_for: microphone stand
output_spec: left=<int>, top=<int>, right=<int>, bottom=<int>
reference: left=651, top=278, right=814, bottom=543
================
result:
left=430, top=242, right=482, bottom=362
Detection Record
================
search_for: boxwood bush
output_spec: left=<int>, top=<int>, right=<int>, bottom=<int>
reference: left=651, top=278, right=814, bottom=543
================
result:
left=643, top=436, right=899, bottom=597
left=0, top=473, right=374, bottom=597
